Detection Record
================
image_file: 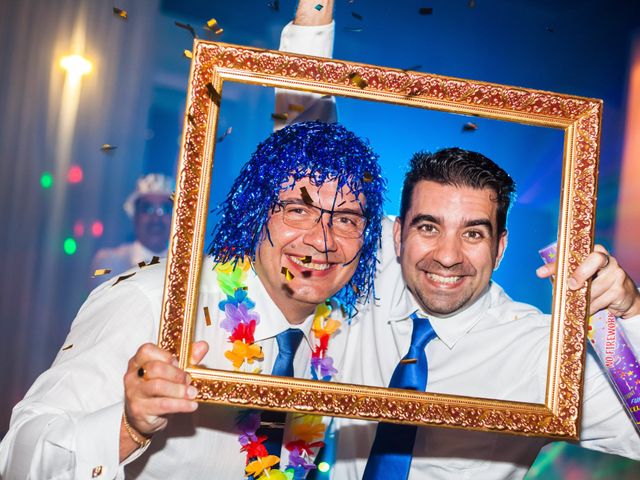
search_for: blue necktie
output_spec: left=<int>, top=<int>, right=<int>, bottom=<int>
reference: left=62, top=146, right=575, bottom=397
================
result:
left=363, top=313, right=437, bottom=480
left=260, top=328, right=305, bottom=458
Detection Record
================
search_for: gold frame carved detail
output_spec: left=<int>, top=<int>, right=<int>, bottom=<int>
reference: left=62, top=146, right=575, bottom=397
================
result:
left=158, top=40, right=602, bottom=439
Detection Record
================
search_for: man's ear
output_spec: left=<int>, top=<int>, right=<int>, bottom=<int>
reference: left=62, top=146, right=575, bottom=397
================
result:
left=494, top=230, right=508, bottom=270
left=393, top=217, right=403, bottom=258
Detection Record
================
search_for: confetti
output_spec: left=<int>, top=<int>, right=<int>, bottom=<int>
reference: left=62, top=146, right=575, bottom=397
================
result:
left=271, top=112, right=288, bottom=121
left=62, top=344, right=74, bottom=351
left=204, top=306, right=212, bottom=326
left=169, top=192, right=175, bottom=202
left=113, top=7, right=127, bottom=20
left=400, top=358, right=418, bottom=364
left=419, top=7, right=434, bottom=15
left=92, top=268, right=111, bottom=277
left=267, top=0, right=280, bottom=11
left=205, top=18, right=224, bottom=35
left=217, top=126, right=233, bottom=143
left=281, top=266, right=295, bottom=281
left=100, top=144, right=117, bottom=152
left=288, top=103, right=305, bottom=113
left=315, top=4, right=324, bottom=11
left=183, top=49, right=193, bottom=59
left=206, top=83, right=221, bottom=106
left=351, top=11, right=363, bottom=20
left=113, top=272, right=136, bottom=286
left=300, top=256, right=312, bottom=264
left=137, top=261, right=147, bottom=268
left=175, top=21, right=197, bottom=39
left=148, top=256, right=160, bottom=265
left=351, top=283, right=360, bottom=294
left=462, top=122, right=478, bottom=132
left=187, top=113, right=196, bottom=126
left=337, top=200, right=346, bottom=207
left=403, top=64, right=423, bottom=71
left=300, top=186, right=314, bottom=205
left=363, top=172, right=373, bottom=183
left=344, top=27, right=363, bottom=33
left=301, top=271, right=312, bottom=278
left=348, top=72, right=368, bottom=89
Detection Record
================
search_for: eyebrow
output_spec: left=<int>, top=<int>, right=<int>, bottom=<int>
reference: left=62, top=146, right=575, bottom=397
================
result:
left=281, top=198, right=364, bottom=216
left=409, top=214, right=494, bottom=234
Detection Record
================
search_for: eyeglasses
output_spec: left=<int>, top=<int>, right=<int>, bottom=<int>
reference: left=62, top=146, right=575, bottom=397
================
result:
left=274, top=201, right=368, bottom=239
left=137, top=201, right=173, bottom=217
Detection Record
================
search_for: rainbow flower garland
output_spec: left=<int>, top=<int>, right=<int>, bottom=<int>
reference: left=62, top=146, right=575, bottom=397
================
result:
left=215, top=259, right=341, bottom=480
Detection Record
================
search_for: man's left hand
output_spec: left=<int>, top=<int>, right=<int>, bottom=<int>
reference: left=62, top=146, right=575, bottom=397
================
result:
left=536, top=244, right=640, bottom=318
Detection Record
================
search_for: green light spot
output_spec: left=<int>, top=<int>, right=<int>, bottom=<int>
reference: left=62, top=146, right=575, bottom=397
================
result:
left=40, top=172, right=53, bottom=189
left=63, top=237, right=77, bottom=255
left=318, top=462, right=330, bottom=473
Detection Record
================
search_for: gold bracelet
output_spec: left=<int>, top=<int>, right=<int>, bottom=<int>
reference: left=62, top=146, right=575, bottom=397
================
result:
left=122, top=413, right=151, bottom=449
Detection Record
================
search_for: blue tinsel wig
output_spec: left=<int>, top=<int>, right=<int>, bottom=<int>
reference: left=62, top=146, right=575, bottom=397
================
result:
left=208, top=121, right=386, bottom=313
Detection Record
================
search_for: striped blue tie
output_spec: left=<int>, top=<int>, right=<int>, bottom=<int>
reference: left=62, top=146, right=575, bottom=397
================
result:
left=363, top=313, right=436, bottom=480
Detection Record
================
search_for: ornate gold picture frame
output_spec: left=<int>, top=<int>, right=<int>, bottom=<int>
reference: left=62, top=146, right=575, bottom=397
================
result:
left=158, top=39, right=601, bottom=440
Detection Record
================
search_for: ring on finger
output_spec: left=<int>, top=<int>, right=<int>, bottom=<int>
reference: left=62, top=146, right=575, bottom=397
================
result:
left=137, top=367, right=147, bottom=379
left=599, top=252, right=610, bottom=270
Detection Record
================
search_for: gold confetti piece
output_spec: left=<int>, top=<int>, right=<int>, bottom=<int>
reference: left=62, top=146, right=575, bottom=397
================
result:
left=400, top=358, right=418, bottom=364
left=419, top=7, right=434, bottom=15
left=352, top=283, right=360, bottom=294
left=183, top=49, right=193, bottom=59
left=281, top=266, right=295, bottom=281
left=204, top=306, right=212, bottom=326
left=113, top=7, right=128, bottom=20
left=288, top=103, right=305, bottom=113
left=62, top=344, right=74, bottom=351
left=300, top=256, right=312, bottom=264
left=113, top=272, right=136, bottom=286
left=348, top=72, right=368, bottom=89
left=363, top=172, right=373, bottom=183
left=148, top=256, right=160, bottom=266
left=300, top=186, right=314, bottom=205
left=137, top=261, right=147, bottom=268
left=206, top=18, right=219, bottom=29
left=169, top=192, right=175, bottom=202
left=462, top=122, right=478, bottom=132
left=188, top=113, right=196, bottom=126
left=351, top=11, right=363, bottom=20
left=100, top=144, right=117, bottom=152
left=206, top=83, right=221, bottom=106
left=315, top=4, right=324, bottom=11
left=214, top=28, right=224, bottom=35
left=271, top=112, right=288, bottom=121
left=92, top=268, right=111, bottom=277
left=217, top=126, right=233, bottom=143
left=175, top=21, right=197, bottom=39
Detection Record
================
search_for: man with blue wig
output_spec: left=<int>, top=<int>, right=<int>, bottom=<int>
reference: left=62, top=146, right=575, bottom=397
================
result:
left=0, top=120, right=385, bottom=480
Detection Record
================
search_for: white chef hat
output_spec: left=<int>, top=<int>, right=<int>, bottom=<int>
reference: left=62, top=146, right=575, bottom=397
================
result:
left=123, top=173, right=174, bottom=218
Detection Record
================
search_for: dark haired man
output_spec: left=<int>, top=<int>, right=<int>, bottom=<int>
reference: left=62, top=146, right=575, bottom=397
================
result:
left=333, top=147, right=640, bottom=479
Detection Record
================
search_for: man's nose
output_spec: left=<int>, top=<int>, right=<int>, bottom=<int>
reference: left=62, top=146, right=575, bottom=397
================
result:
left=302, top=213, right=338, bottom=253
left=432, top=234, right=463, bottom=268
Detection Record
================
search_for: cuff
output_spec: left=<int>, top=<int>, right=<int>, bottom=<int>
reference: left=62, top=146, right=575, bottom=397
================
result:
left=279, top=21, right=335, bottom=58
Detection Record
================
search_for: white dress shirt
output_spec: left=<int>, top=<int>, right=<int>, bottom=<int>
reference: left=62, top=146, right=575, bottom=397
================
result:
left=0, top=256, right=344, bottom=479
left=332, top=217, right=640, bottom=480
left=89, top=241, right=167, bottom=288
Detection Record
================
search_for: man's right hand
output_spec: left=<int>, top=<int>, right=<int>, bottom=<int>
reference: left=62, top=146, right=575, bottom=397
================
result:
left=120, top=341, right=209, bottom=459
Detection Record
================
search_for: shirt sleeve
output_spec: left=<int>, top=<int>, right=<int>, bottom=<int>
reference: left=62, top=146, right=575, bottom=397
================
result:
left=274, top=21, right=336, bottom=130
left=0, top=277, right=161, bottom=480
left=579, top=313, right=640, bottom=459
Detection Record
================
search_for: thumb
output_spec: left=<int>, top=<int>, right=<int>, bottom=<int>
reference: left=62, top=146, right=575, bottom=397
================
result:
left=190, top=341, right=209, bottom=365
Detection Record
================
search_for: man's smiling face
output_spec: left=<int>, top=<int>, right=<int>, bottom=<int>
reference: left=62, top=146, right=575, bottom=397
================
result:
left=394, top=180, right=507, bottom=317
left=254, top=177, right=366, bottom=323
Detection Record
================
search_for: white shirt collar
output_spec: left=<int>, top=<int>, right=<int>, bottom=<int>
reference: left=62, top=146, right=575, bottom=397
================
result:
left=389, top=282, right=494, bottom=350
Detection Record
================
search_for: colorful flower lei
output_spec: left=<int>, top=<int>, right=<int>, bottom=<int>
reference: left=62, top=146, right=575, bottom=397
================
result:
left=215, top=258, right=341, bottom=480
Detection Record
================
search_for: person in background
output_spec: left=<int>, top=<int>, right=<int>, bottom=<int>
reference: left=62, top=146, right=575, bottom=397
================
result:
left=90, top=173, right=174, bottom=286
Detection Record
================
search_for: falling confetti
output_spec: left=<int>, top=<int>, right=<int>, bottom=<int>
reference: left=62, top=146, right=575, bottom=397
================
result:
left=363, top=172, right=373, bottom=183
left=137, top=261, right=147, bottom=268
left=351, top=12, right=363, bottom=20
left=288, top=103, right=305, bottom=113
left=281, top=266, right=295, bottom=281
left=92, top=268, right=112, bottom=277
left=100, top=144, right=117, bottom=152
left=188, top=113, right=196, bottom=126
left=206, top=83, right=221, bottom=105
left=183, top=49, right=193, bottom=59
left=271, top=112, right=288, bottom=121
left=400, top=358, right=418, bottom=364
left=169, top=192, right=175, bottom=202
left=113, top=272, right=136, bottom=286
left=148, top=256, right=161, bottom=265
left=419, top=7, right=434, bottom=15
left=205, top=18, right=224, bottom=35
left=62, top=344, right=74, bottom=351
left=348, top=72, right=368, bottom=89
left=267, top=0, right=280, bottom=11
left=403, top=65, right=423, bottom=71
left=175, top=21, right=197, bottom=39
left=217, top=126, right=233, bottom=143
left=300, top=186, right=314, bottom=205
left=204, top=306, right=212, bottom=326
left=462, top=122, right=478, bottom=132
left=315, top=4, right=324, bottom=11
left=301, top=256, right=312, bottom=264
left=113, top=7, right=128, bottom=20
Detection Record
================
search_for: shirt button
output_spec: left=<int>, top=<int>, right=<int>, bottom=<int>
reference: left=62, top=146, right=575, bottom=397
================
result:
left=92, top=465, right=103, bottom=477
